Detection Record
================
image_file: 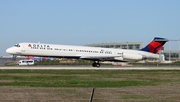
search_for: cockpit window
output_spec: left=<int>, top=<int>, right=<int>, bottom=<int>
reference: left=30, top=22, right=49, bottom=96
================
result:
left=14, top=44, right=20, bottom=47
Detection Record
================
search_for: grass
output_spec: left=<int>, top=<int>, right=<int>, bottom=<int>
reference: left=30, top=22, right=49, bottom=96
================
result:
left=1, top=69, right=180, bottom=101
left=0, top=70, right=179, bottom=87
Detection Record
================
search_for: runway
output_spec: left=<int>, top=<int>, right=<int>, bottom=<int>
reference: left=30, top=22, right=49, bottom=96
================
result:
left=0, top=66, right=180, bottom=70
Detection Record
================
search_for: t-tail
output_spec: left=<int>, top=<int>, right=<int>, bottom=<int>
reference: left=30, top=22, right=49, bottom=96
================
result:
left=141, top=37, right=168, bottom=54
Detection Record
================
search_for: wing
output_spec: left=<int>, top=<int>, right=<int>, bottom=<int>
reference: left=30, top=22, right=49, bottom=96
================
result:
left=80, top=55, right=124, bottom=61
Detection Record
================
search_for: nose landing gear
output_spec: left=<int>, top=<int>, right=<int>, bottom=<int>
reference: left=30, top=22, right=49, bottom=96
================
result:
left=12, top=55, right=17, bottom=60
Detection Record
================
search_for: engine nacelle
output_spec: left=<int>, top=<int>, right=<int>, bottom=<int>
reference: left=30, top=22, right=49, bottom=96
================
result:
left=123, top=53, right=145, bottom=61
left=114, top=57, right=124, bottom=61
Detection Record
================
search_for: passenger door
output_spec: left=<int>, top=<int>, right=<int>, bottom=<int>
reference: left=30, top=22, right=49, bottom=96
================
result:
left=21, top=44, right=26, bottom=52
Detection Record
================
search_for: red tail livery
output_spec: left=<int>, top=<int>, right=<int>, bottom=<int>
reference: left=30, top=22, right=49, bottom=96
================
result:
left=141, top=37, right=168, bottom=54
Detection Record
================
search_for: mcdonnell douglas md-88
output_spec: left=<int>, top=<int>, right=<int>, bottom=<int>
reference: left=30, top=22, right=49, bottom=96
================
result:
left=6, top=37, right=168, bottom=67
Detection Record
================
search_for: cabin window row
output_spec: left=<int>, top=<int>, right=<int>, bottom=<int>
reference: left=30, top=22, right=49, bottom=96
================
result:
left=54, top=48, right=112, bottom=54
left=31, top=47, right=53, bottom=50
left=76, top=50, right=99, bottom=53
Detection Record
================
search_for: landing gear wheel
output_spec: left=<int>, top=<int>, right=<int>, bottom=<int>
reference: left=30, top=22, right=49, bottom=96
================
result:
left=92, top=63, right=96, bottom=67
left=96, top=63, right=100, bottom=68
left=92, top=61, right=100, bottom=68
left=13, top=55, right=17, bottom=61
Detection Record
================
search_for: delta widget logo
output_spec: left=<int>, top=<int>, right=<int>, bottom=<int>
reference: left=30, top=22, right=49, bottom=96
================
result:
left=28, top=44, right=32, bottom=47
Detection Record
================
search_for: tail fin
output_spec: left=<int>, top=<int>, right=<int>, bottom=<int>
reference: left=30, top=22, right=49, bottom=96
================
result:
left=141, top=37, right=168, bottom=54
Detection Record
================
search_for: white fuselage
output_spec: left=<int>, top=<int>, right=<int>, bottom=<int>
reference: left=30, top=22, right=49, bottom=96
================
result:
left=6, top=42, right=159, bottom=62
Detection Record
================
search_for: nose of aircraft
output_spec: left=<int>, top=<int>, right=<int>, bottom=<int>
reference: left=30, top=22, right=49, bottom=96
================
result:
left=6, top=48, right=14, bottom=54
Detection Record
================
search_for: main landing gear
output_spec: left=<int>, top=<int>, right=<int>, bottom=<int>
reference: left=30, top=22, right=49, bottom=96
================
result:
left=92, top=61, right=100, bottom=68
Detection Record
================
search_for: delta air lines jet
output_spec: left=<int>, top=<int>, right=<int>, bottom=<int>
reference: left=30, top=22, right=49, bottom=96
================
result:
left=6, top=37, right=168, bottom=67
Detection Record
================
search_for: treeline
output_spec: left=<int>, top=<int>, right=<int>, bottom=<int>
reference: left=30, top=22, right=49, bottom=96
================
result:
left=4, top=60, right=93, bottom=66
left=4, top=60, right=180, bottom=66
left=34, top=60, right=92, bottom=65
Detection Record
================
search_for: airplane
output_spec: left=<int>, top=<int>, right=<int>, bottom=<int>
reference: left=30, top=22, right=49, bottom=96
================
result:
left=6, top=37, right=168, bottom=67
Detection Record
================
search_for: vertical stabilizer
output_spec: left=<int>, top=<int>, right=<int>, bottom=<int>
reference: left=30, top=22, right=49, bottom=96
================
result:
left=141, top=37, right=168, bottom=54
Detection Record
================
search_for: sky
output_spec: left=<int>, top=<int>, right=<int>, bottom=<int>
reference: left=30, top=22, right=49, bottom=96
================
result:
left=1, top=0, right=180, bottom=56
